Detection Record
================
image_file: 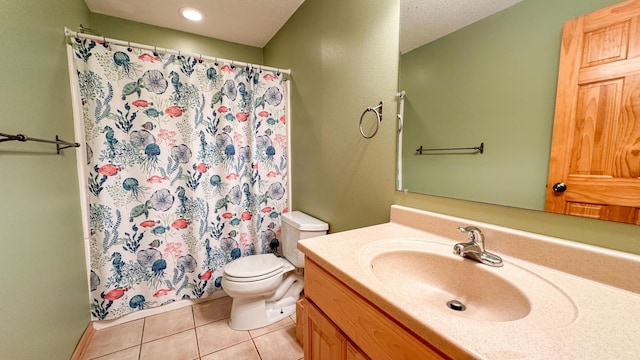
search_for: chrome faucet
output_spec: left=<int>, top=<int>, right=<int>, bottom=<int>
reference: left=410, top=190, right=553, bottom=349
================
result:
left=453, top=226, right=503, bottom=267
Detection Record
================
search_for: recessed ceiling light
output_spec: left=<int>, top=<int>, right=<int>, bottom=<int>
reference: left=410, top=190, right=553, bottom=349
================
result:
left=180, top=7, right=203, bottom=22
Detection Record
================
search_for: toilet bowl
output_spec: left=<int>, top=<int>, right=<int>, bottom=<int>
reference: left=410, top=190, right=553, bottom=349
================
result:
left=221, top=211, right=328, bottom=330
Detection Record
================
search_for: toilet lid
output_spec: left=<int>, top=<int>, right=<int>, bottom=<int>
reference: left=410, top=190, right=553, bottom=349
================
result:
left=223, top=253, right=284, bottom=279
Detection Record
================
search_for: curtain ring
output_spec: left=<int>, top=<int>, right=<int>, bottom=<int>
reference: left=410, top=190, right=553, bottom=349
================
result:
left=153, top=46, right=158, bottom=57
left=102, top=35, right=108, bottom=48
left=214, top=57, right=218, bottom=66
left=198, top=54, right=203, bottom=63
left=127, top=41, right=132, bottom=52
left=231, top=60, right=235, bottom=69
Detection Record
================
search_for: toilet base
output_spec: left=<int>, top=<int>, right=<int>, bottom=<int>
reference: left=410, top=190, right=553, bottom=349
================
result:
left=227, top=273, right=304, bottom=331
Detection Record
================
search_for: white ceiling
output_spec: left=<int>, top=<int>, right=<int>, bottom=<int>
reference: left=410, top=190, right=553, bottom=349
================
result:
left=84, top=0, right=305, bottom=48
left=84, top=0, right=523, bottom=53
left=401, top=0, right=524, bottom=54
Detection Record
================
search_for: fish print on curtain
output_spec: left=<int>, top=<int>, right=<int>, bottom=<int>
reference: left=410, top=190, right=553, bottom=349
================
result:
left=70, top=38, right=288, bottom=320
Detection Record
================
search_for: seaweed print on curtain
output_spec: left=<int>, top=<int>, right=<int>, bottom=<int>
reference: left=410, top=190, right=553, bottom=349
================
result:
left=71, top=38, right=288, bottom=320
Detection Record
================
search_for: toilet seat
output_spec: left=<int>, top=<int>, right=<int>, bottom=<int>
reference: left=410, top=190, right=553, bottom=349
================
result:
left=223, top=254, right=285, bottom=282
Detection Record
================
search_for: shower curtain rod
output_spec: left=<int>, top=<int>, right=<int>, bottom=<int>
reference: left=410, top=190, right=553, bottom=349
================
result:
left=64, top=27, right=291, bottom=75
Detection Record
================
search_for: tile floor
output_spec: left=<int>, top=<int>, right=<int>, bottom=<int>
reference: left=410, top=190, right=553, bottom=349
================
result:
left=81, top=296, right=303, bottom=360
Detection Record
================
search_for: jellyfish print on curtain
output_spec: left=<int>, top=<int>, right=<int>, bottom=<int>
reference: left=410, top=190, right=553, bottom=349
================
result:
left=70, top=38, right=288, bottom=320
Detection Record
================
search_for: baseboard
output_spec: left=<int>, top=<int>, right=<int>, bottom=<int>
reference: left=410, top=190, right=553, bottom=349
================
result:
left=70, top=322, right=95, bottom=360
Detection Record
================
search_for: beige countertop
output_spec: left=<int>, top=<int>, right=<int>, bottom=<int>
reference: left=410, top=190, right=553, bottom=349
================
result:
left=298, top=205, right=640, bottom=359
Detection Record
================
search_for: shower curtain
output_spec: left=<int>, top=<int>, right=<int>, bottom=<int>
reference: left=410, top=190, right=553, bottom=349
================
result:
left=68, top=37, right=288, bottom=320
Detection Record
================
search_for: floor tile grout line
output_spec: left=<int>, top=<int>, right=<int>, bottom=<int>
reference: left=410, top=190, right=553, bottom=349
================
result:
left=86, top=321, right=145, bottom=360
left=138, top=307, right=198, bottom=345
left=190, top=305, right=202, bottom=359
left=198, top=338, right=248, bottom=358
left=138, top=317, right=147, bottom=359
left=251, top=338, right=263, bottom=360
left=87, top=345, right=141, bottom=360
left=248, top=320, right=294, bottom=340
left=139, top=328, right=197, bottom=346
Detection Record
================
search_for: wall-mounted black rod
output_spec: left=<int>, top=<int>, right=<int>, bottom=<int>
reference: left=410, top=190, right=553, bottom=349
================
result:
left=416, top=142, right=484, bottom=155
left=0, top=132, right=80, bottom=154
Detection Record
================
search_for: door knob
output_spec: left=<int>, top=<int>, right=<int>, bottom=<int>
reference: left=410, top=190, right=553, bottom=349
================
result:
left=552, top=182, right=567, bottom=193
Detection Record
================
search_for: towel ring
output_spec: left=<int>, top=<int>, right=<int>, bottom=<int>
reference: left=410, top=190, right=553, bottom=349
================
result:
left=359, top=101, right=383, bottom=139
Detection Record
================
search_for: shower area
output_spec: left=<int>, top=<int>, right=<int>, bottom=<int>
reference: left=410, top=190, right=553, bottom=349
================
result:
left=66, top=28, right=292, bottom=321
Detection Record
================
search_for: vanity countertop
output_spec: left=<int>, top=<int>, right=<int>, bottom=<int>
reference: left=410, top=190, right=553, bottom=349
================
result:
left=298, top=205, right=640, bottom=359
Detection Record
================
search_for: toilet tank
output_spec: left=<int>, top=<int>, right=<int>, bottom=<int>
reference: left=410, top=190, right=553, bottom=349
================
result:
left=282, top=211, right=328, bottom=268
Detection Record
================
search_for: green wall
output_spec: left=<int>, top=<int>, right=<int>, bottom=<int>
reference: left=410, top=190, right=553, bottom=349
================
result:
left=396, top=0, right=640, bottom=255
left=0, top=1, right=91, bottom=359
left=264, top=0, right=400, bottom=232
left=0, top=2, right=263, bottom=359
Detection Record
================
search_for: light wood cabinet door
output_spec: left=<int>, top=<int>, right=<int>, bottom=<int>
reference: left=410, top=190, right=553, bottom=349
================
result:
left=303, top=299, right=370, bottom=360
left=347, top=342, right=369, bottom=360
left=304, top=298, right=348, bottom=360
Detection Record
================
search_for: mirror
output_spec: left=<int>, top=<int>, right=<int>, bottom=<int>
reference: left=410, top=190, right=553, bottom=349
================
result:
left=398, top=0, right=629, bottom=216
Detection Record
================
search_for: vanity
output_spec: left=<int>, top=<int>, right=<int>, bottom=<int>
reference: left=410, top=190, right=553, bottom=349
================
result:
left=297, top=205, right=640, bottom=359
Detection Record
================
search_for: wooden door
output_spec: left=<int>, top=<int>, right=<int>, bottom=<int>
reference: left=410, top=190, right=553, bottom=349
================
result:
left=546, top=0, right=640, bottom=224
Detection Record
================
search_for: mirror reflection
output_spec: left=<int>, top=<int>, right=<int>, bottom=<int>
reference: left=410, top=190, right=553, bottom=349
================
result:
left=398, top=0, right=638, bottom=224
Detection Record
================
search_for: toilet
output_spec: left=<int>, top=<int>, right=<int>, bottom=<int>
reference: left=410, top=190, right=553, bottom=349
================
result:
left=221, top=211, right=328, bottom=330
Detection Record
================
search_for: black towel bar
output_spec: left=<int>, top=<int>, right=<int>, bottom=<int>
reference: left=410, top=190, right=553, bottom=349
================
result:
left=0, top=132, right=80, bottom=154
left=416, top=142, right=484, bottom=155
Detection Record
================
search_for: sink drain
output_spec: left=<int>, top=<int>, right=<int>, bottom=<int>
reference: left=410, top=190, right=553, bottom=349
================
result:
left=447, top=300, right=466, bottom=311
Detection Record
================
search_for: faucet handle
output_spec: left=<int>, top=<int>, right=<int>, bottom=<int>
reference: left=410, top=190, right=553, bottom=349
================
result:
left=457, top=226, right=484, bottom=248
left=457, top=226, right=478, bottom=232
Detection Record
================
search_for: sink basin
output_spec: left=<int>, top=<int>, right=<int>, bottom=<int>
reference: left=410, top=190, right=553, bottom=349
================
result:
left=359, top=239, right=577, bottom=325
left=369, top=248, right=530, bottom=321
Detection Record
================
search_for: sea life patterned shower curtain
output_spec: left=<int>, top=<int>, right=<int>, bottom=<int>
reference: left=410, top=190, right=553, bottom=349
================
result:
left=69, top=38, right=288, bottom=320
